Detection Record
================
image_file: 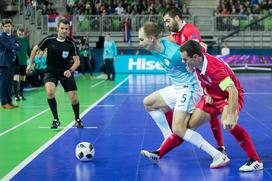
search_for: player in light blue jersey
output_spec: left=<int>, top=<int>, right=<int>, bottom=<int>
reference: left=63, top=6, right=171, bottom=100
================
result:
left=138, top=22, right=229, bottom=168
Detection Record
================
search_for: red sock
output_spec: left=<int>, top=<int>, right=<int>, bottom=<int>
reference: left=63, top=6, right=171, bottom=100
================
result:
left=210, top=116, right=224, bottom=147
left=165, top=111, right=173, bottom=131
left=230, top=124, right=261, bottom=161
left=158, top=133, right=183, bottom=158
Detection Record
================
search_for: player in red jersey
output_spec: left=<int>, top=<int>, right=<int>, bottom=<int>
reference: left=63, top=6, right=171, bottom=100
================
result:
left=179, top=40, right=263, bottom=172
left=146, top=7, right=226, bottom=160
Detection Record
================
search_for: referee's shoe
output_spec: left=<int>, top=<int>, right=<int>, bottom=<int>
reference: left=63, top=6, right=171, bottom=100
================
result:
left=75, top=119, right=84, bottom=128
left=51, top=119, right=60, bottom=129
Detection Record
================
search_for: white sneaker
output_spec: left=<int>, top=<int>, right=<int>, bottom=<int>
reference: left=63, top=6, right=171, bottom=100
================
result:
left=140, top=150, right=160, bottom=164
left=239, top=159, right=263, bottom=172
left=210, top=153, right=230, bottom=169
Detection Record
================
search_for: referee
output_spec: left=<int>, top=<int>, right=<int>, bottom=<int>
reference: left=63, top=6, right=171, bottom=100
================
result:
left=27, top=19, right=83, bottom=129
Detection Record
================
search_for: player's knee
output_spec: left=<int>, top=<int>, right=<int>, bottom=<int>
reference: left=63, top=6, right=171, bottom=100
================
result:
left=143, top=97, right=152, bottom=110
left=47, top=92, right=55, bottom=99
left=172, top=123, right=187, bottom=138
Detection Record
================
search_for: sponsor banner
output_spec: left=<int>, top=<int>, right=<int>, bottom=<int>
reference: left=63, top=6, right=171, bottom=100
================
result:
left=115, top=55, right=165, bottom=73
left=217, top=55, right=272, bottom=65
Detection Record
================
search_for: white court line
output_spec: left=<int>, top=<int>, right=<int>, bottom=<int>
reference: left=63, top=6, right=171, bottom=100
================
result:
left=0, top=108, right=49, bottom=137
left=111, top=93, right=147, bottom=96
left=95, top=105, right=115, bottom=107
left=38, top=126, right=98, bottom=129
left=91, top=80, right=105, bottom=88
left=2, top=76, right=129, bottom=181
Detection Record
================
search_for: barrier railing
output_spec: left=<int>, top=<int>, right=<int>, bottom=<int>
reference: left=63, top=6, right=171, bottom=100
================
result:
left=40, top=14, right=272, bottom=35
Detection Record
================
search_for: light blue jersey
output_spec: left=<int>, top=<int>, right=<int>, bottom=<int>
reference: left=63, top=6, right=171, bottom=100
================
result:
left=150, top=38, right=199, bottom=89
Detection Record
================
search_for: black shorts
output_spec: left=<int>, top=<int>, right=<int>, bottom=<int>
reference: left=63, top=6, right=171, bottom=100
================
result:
left=14, top=65, right=27, bottom=76
left=44, top=70, right=77, bottom=92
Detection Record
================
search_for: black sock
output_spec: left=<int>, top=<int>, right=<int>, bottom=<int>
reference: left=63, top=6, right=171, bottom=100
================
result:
left=19, top=80, right=25, bottom=96
left=72, top=102, right=80, bottom=120
left=13, top=80, right=19, bottom=96
left=47, top=98, right=59, bottom=120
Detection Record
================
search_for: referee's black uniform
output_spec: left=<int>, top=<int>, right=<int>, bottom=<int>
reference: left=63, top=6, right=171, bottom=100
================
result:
left=38, top=34, right=78, bottom=91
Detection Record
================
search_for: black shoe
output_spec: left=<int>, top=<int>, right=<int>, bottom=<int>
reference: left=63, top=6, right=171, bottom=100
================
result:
left=217, top=146, right=228, bottom=156
left=51, top=119, right=60, bottom=129
left=75, top=119, right=84, bottom=128
left=20, top=95, right=26, bottom=101
left=15, top=95, right=20, bottom=101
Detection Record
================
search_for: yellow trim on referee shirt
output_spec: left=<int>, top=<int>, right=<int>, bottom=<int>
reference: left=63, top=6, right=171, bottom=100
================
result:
left=219, top=77, right=234, bottom=91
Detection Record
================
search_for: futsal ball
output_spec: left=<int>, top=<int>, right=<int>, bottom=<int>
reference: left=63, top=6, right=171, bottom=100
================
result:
left=75, top=142, right=95, bottom=161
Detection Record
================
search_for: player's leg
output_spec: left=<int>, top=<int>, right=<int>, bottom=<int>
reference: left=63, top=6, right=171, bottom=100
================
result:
left=13, top=65, right=20, bottom=101
left=210, top=116, right=225, bottom=150
left=143, top=86, right=174, bottom=139
left=19, top=65, right=27, bottom=100
left=171, top=93, right=229, bottom=168
left=13, top=73, right=20, bottom=101
left=221, top=105, right=263, bottom=171
left=61, top=75, right=84, bottom=128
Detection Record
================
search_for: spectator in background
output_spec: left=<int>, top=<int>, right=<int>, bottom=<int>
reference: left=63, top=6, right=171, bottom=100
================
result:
left=103, top=32, right=117, bottom=81
left=79, top=36, right=94, bottom=79
left=14, top=28, right=31, bottom=101
left=0, top=19, right=20, bottom=109
left=0, top=22, right=2, bottom=34
left=221, top=42, right=230, bottom=56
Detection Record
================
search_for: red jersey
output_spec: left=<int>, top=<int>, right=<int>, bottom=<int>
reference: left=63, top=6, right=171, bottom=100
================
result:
left=196, top=53, right=244, bottom=102
left=171, top=23, right=202, bottom=45
left=171, top=22, right=206, bottom=52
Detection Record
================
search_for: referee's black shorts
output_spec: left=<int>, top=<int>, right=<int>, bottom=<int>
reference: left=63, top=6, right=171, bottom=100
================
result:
left=44, top=70, right=77, bottom=92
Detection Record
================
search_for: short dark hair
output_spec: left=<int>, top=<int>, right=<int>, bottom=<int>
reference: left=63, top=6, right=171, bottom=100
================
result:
left=57, top=18, right=69, bottom=27
left=2, top=19, right=12, bottom=26
left=142, top=22, right=161, bottom=38
left=180, top=40, right=203, bottom=58
left=163, top=7, right=183, bottom=19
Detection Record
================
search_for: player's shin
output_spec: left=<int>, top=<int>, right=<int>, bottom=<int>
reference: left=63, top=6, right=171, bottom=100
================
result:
left=149, top=110, right=172, bottom=139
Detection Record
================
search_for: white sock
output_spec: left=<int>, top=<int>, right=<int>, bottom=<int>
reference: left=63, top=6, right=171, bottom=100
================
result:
left=149, top=110, right=172, bottom=139
left=183, top=129, right=220, bottom=158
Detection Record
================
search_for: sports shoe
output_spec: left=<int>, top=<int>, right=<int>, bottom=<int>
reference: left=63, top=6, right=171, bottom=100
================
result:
left=75, top=119, right=84, bottom=128
left=20, top=95, right=26, bottom=101
left=239, top=159, right=263, bottom=172
left=51, top=119, right=60, bottom=129
left=217, top=146, right=228, bottom=157
left=140, top=150, right=160, bottom=164
left=15, top=95, right=20, bottom=101
left=210, top=153, right=230, bottom=169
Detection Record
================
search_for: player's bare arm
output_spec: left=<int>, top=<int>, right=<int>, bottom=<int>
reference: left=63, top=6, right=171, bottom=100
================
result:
left=222, top=83, right=239, bottom=130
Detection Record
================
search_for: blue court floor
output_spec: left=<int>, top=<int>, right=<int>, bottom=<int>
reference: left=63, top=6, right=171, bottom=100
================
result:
left=7, top=74, right=272, bottom=181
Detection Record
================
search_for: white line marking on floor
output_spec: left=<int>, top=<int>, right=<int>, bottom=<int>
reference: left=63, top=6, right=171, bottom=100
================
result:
left=2, top=76, right=129, bottom=181
left=38, top=126, right=98, bottom=129
left=0, top=109, right=49, bottom=137
left=91, top=80, right=105, bottom=88
left=95, top=104, right=115, bottom=107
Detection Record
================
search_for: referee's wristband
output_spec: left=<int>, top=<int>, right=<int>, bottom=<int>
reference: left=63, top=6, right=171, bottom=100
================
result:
left=69, top=69, right=74, bottom=73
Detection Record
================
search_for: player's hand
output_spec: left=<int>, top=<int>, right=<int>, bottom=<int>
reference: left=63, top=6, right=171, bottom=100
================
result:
left=222, top=114, right=237, bottom=130
left=64, top=70, right=71, bottom=78
left=26, top=65, right=33, bottom=74
left=114, top=57, right=117, bottom=61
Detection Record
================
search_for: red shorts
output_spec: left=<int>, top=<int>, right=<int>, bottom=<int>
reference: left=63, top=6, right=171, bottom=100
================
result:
left=196, top=94, right=244, bottom=117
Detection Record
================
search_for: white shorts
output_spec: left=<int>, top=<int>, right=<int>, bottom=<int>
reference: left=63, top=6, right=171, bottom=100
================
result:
left=159, top=85, right=203, bottom=113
